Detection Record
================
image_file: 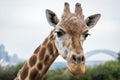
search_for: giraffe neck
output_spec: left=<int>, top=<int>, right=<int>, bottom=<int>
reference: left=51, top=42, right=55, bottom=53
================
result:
left=15, top=30, right=59, bottom=80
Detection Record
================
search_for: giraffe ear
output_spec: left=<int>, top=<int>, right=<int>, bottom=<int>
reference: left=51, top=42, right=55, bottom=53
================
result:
left=85, top=14, right=101, bottom=29
left=46, top=9, right=59, bottom=27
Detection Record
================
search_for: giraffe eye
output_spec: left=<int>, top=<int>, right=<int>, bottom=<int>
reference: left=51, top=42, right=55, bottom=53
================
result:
left=84, top=33, right=90, bottom=39
left=55, top=29, right=65, bottom=37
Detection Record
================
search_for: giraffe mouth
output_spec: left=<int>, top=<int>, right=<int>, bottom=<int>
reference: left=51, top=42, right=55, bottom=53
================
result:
left=67, top=61, right=85, bottom=75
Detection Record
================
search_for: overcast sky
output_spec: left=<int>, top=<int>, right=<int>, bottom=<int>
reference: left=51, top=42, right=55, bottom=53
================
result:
left=0, top=0, right=120, bottom=62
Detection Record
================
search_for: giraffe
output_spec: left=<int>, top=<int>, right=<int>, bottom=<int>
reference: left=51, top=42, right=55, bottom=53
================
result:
left=14, top=2, right=101, bottom=80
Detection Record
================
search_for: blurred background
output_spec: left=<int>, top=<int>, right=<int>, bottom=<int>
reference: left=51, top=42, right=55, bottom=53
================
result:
left=0, top=0, right=120, bottom=80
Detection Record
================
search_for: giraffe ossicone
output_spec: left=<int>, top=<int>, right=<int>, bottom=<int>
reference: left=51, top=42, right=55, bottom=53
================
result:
left=15, top=2, right=101, bottom=80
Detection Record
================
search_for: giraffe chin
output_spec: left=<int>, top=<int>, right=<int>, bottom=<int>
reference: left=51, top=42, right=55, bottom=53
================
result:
left=67, top=61, right=85, bottom=75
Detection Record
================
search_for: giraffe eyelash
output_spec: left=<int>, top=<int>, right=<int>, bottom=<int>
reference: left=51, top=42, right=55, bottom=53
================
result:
left=84, top=33, right=90, bottom=39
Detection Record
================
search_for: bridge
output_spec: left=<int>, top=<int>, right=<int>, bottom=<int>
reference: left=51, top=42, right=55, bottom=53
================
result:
left=85, top=49, right=118, bottom=59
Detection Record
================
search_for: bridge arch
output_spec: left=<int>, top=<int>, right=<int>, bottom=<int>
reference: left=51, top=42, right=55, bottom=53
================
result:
left=85, top=49, right=118, bottom=59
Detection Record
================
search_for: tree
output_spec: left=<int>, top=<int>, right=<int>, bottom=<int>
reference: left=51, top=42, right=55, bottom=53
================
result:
left=117, top=51, right=120, bottom=62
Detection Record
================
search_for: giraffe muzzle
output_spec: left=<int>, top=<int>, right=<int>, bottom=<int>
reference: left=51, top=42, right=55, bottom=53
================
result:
left=67, top=54, right=85, bottom=75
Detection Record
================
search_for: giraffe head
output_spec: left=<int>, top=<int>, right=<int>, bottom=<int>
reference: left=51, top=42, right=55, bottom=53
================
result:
left=46, top=2, right=101, bottom=75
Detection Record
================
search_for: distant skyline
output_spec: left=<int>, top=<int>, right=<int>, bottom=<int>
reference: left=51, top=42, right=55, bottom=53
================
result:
left=0, top=0, right=120, bottom=62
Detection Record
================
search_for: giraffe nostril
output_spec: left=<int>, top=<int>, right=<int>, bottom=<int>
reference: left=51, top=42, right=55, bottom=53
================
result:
left=81, top=56, right=85, bottom=62
left=72, top=55, right=77, bottom=61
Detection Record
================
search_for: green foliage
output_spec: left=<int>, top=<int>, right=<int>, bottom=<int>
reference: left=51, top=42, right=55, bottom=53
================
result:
left=117, top=51, right=120, bottom=62
left=0, top=62, right=24, bottom=80
left=90, top=61, right=120, bottom=80
left=43, top=68, right=71, bottom=80
left=43, top=60, right=120, bottom=80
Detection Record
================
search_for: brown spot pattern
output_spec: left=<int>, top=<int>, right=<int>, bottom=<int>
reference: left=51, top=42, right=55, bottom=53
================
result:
left=49, top=34, right=54, bottom=40
left=39, top=47, right=46, bottom=60
left=29, top=55, right=37, bottom=67
left=44, top=55, right=49, bottom=65
left=35, top=74, right=42, bottom=80
left=34, top=45, right=41, bottom=54
left=37, top=62, right=43, bottom=70
left=43, top=38, right=48, bottom=45
left=47, top=42, right=53, bottom=55
left=29, top=68, right=38, bottom=80
left=20, top=63, right=29, bottom=80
